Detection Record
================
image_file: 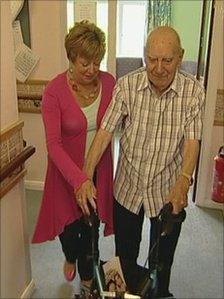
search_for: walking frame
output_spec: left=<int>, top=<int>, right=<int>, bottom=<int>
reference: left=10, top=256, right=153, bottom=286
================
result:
left=75, top=202, right=186, bottom=299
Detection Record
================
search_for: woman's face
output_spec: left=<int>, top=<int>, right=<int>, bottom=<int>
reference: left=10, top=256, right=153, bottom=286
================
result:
left=108, top=281, right=116, bottom=291
left=114, top=273, right=122, bottom=285
left=72, top=55, right=101, bottom=85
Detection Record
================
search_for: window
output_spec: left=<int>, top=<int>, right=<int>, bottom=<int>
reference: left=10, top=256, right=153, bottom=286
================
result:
left=117, top=0, right=147, bottom=58
left=67, top=0, right=147, bottom=70
left=67, top=0, right=74, bottom=31
left=96, top=0, right=108, bottom=70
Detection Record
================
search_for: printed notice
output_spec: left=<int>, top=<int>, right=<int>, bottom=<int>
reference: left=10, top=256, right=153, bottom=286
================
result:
left=74, top=0, right=97, bottom=23
left=15, top=44, right=40, bottom=83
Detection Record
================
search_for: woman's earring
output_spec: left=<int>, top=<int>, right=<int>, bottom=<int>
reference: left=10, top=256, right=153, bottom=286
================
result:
left=69, top=62, right=74, bottom=74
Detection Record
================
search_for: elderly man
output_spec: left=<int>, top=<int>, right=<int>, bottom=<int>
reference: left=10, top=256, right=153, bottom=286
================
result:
left=76, top=26, right=205, bottom=298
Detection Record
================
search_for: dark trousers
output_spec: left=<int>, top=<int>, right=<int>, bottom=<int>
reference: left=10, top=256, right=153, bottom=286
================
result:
left=59, top=217, right=100, bottom=281
left=114, top=201, right=182, bottom=296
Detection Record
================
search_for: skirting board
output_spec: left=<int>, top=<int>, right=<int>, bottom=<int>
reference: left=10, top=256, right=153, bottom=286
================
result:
left=20, top=279, right=36, bottom=299
left=25, top=180, right=44, bottom=191
left=196, top=200, right=224, bottom=211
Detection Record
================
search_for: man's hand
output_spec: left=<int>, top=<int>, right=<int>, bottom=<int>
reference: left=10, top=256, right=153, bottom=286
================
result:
left=75, top=180, right=97, bottom=216
left=165, top=176, right=190, bottom=214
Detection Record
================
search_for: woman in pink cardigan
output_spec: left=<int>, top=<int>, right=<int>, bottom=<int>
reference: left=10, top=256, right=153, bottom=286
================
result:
left=32, top=21, right=115, bottom=295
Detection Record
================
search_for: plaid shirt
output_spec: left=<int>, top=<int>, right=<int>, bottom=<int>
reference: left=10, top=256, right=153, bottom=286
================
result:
left=101, top=67, right=205, bottom=217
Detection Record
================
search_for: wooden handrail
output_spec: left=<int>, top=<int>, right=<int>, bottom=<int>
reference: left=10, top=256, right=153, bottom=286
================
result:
left=0, top=146, right=35, bottom=183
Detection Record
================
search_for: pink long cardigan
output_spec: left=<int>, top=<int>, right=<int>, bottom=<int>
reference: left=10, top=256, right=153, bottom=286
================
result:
left=32, top=71, right=116, bottom=243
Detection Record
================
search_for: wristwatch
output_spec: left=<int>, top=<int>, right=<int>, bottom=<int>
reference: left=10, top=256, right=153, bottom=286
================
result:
left=181, top=172, right=194, bottom=186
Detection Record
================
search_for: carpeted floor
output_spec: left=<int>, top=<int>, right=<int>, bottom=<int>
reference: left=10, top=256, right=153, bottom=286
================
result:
left=26, top=189, right=223, bottom=299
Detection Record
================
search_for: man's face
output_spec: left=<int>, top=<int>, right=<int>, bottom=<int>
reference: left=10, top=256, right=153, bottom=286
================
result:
left=146, top=37, right=183, bottom=94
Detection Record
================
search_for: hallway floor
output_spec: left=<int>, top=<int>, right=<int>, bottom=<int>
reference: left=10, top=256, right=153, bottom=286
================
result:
left=26, top=190, right=224, bottom=299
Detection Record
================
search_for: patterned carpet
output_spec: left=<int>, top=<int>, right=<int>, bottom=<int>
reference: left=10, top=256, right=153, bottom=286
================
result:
left=26, top=189, right=223, bottom=299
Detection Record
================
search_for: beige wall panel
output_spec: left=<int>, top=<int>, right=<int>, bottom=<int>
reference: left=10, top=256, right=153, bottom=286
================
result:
left=1, top=182, right=32, bottom=298
left=0, top=2, right=33, bottom=298
left=0, top=1, right=18, bottom=130
left=21, top=1, right=68, bottom=187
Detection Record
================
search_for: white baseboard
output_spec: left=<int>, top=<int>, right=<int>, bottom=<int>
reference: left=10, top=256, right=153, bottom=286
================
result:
left=20, top=279, right=36, bottom=299
left=25, top=180, right=44, bottom=191
left=196, top=199, right=224, bottom=211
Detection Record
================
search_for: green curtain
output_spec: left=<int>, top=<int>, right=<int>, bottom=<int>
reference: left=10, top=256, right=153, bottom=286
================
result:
left=146, top=0, right=172, bottom=33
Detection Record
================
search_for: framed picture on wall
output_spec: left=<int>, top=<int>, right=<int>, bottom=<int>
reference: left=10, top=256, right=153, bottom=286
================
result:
left=17, top=80, right=48, bottom=113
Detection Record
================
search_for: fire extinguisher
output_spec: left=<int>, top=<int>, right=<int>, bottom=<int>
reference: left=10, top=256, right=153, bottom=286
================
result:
left=212, top=146, right=224, bottom=203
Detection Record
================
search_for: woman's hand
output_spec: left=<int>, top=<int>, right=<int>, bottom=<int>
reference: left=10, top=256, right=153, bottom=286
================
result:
left=75, top=180, right=97, bottom=215
left=165, top=176, right=190, bottom=214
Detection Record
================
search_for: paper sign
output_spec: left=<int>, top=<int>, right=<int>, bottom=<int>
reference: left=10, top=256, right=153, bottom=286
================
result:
left=15, top=44, right=40, bottom=83
left=74, top=0, right=97, bottom=23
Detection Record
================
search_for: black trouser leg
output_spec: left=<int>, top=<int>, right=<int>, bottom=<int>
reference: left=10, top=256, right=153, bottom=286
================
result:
left=78, top=217, right=100, bottom=281
left=114, top=201, right=145, bottom=292
left=59, top=217, right=100, bottom=281
left=59, top=220, right=80, bottom=264
left=114, top=201, right=144, bottom=263
left=149, top=217, right=182, bottom=297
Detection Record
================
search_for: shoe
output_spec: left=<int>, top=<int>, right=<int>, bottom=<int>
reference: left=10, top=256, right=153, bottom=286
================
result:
left=154, top=292, right=174, bottom=298
left=64, top=261, right=76, bottom=281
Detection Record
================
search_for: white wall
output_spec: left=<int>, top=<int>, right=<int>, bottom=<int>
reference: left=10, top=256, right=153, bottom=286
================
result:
left=196, top=0, right=224, bottom=210
left=29, top=0, right=67, bottom=79
left=0, top=1, right=33, bottom=298
left=20, top=1, right=68, bottom=189
left=0, top=0, right=18, bottom=130
left=171, top=0, right=202, bottom=61
left=22, top=113, right=47, bottom=189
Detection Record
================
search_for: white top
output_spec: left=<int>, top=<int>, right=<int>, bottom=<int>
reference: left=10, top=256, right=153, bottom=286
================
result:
left=81, top=84, right=102, bottom=157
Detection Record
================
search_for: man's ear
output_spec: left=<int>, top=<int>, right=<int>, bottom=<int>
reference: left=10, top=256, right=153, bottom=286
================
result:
left=178, top=48, right=184, bottom=68
left=179, top=48, right=185, bottom=60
